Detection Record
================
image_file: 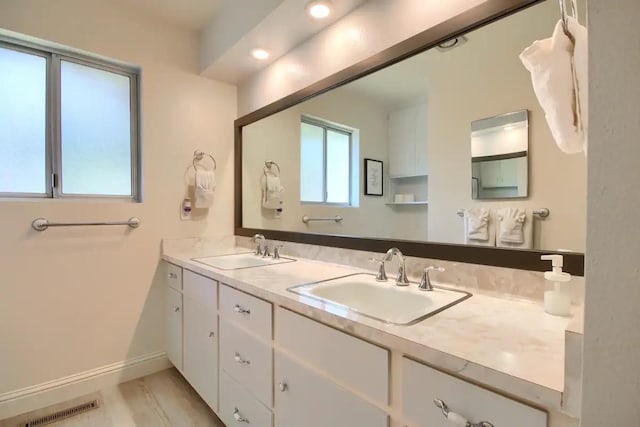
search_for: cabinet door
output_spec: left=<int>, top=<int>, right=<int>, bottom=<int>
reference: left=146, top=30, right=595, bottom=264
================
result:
left=414, top=103, right=429, bottom=175
left=275, top=351, right=388, bottom=427
left=402, top=357, right=546, bottom=427
left=183, top=296, right=218, bottom=412
left=165, top=287, right=183, bottom=371
left=388, top=106, right=417, bottom=177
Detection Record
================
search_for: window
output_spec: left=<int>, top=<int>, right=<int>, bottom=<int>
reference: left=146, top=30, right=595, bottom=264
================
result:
left=300, top=117, right=354, bottom=205
left=0, top=39, right=140, bottom=199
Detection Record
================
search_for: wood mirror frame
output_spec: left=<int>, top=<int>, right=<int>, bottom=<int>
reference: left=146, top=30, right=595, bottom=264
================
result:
left=234, top=0, right=585, bottom=276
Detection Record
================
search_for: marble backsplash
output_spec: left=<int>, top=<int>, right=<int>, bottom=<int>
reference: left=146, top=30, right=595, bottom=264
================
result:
left=235, top=236, right=585, bottom=304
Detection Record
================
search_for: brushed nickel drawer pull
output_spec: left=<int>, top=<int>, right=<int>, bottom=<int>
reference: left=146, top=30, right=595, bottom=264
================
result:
left=173, top=306, right=180, bottom=313
left=233, top=408, right=249, bottom=423
left=434, top=399, right=494, bottom=427
left=234, top=304, right=251, bottom=315
left=168, top=272, right=178, bottom=279
left=234, top=352, right=251, bottom=365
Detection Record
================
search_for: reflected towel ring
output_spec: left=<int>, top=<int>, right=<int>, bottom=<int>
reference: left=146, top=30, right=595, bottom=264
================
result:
left=264, top=160, right=281, bottom=176
left=193, top=150, right=217, bottom=171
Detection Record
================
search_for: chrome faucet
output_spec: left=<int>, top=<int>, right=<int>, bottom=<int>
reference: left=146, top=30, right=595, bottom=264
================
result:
left=273, top=244, right=284, bottom=260
left=384, top=247, right=410, bottom=286
left=369, top=258, right=388, bottom=282
left=251, top=234, right=266, bottom=256
left=419, top=266, right=445, bottom=291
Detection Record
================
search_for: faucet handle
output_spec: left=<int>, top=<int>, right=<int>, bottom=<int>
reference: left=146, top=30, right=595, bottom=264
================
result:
left=272, top=244, right=284, bottom=260
left=369, top=258, right=388, bottom=282
left=418, top=266, right=445, bottom=291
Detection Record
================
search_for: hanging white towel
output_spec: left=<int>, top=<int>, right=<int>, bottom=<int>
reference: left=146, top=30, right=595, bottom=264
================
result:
left=262, top=172, right=284, bottom=210
left=520, top=19, right=586, bottom=155
left=464, top=208, right=495, bottom=247
left=496, top=208, right=533, bottom=249
left=194, top=170, right=215, bottom=208
left=568, top=16, right=588, bottom=154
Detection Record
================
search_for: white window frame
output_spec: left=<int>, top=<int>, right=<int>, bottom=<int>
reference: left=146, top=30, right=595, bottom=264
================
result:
left=0, top=36, right=141, bottom=201
left=300, top=116, right=353, bottom=206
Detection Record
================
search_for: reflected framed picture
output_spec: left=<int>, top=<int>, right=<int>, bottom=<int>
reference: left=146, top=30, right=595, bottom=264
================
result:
left=364, top=158, right=383, bottom=196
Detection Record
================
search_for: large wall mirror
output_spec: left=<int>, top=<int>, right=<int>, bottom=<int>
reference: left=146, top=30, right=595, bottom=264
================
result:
left=236, top=0, right=586, bottom=274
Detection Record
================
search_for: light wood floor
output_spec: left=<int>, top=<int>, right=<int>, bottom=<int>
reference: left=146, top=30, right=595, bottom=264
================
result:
left=1, top=369, right=226, bottom=427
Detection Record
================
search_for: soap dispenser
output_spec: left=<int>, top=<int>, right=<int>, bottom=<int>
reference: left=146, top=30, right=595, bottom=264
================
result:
left=541, top=254, right=572, bottom=316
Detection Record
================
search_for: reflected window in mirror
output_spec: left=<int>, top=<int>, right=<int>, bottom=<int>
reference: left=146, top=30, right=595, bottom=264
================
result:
left=300, top=116, right=358, bottom=206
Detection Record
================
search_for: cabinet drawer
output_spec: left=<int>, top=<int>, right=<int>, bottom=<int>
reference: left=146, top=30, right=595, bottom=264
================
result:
left=402, top=357, right=547, bottom=427
left=275, top=308, right=389, bottom=405
left=183, top=270, right=218, bottom=310
left=165, top=287, right=182, bottom=370
left=219, top=371, right=273, bottom=427
left=275, top=351, right=388, bottom=427
left=166, top=263, right=182, bottom=291
left=220, top=319, right=273, bottom=407
left=219, top=284, right=272, bottom=340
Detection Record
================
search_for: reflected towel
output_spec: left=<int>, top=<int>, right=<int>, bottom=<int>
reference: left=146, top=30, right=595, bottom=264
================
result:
left=262, top=173, right=284, bottom=209
left=497, top=207, right=526, bottom=244
left=464, top=208, right=490, bottom=242
left=520, top=19, right=587, bottom=155
left=195, top=170, right=215, bottom=208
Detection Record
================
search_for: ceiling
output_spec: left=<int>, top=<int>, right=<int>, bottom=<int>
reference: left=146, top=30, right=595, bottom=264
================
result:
left=111, top=0, right=370, bottom=84
left=112, top=0, right=224, bottom=31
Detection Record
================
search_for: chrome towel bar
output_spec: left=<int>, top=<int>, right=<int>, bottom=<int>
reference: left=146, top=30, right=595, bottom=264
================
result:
left=301, top=215, right=343, bottom=224
left=456, top=208, right=550, bottom=218
left=31, top=217, right=141, bottom=232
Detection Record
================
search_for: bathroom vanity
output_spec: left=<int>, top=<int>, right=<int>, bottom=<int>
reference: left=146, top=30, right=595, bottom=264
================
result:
left=162, top=239, right=580, bottom=427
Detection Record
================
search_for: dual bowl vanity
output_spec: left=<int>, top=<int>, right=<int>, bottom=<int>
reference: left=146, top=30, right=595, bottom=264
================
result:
left=162, top=239, right=578, bottom=427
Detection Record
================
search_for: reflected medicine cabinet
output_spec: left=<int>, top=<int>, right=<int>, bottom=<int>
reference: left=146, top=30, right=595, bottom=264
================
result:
left=386, top=102, right=429, bottom=206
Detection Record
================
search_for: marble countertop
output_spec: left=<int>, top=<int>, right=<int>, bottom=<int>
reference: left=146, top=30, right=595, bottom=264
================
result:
left=162, top=239, right=572, bottom=412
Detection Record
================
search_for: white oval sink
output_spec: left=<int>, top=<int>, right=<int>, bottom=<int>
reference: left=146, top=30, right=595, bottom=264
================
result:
left=288, top=273, right=471, bottom=325
left=192, top=252, right=295, bottom=270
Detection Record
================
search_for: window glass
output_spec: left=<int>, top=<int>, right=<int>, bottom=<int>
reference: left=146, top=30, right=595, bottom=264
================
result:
left=60, top=60, right=132, bottom=196
left=300, top=122, right=325, bottom=202
left=0, top=47, right=47, bottom=194
left=326, top=129, right=350, bottom=204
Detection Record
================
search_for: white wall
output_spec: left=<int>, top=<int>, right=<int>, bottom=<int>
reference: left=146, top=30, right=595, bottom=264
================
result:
left=237, top=0, right=484, bottom=115
left=425, top=0, right=586, bottom=251
left=0, top=0, right=236, bottom=414
left=581, top=0, right=640, bottom=424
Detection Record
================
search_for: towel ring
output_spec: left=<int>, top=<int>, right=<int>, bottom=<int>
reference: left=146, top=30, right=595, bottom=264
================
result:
left=193, top=150, right=217, bottom=171
left=264, top=160, right=281, bottom=176
left=558, top=0, right=577, bottom=37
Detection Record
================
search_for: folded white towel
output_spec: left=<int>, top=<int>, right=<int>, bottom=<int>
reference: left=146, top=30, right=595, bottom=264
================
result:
left=464, top=208, right=490, bottom=242
left=262, top=172, right=284, bottom=210
left=194, top=170, right=215, bottom=208
left=520, top=20, right=586, bottom=155
left=497, top=208, right=526, bottom=244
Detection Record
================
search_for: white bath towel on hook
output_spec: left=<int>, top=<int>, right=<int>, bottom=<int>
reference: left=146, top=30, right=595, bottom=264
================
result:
left=195, top=170, right=216, bottom=208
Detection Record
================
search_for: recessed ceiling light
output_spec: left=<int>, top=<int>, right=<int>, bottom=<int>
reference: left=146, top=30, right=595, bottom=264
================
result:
left=251, top=48, right=270, bottom=60
left=307, top=1, right=332, bottom=19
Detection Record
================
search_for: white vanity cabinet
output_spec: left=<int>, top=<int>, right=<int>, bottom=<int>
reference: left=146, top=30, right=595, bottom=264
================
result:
left=275, top=351, right=388, bottom=427
left=402, top=357, right=547, bottom=427
left=165, top=286, right=183, bottom=371
left=182, top=270, right=219, bottom=412
left=388, top=103, right=428, bottom=177
left=275, top=307, right=389, bottom=427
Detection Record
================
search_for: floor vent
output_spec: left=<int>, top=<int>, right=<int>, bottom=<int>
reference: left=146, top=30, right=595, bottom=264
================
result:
left=23, top=399, right=100, bottom=426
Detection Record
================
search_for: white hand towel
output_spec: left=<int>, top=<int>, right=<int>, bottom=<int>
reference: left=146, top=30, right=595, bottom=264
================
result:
left=194, top=170, right=215, bottom=208
left=496, top=208, right=533, bottom=249
left=497, top=208, right=526, bottom=243
left=520, top=20, right=586, bottom=155
left=262, top=173, right=284, bottom=209
left=568, top=16, right=588, bottom=154
left=464, top=208, right=490, bottom=242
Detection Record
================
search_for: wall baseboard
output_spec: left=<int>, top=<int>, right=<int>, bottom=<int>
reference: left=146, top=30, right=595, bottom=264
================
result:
left=0, top=351, right=171, bottom=420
